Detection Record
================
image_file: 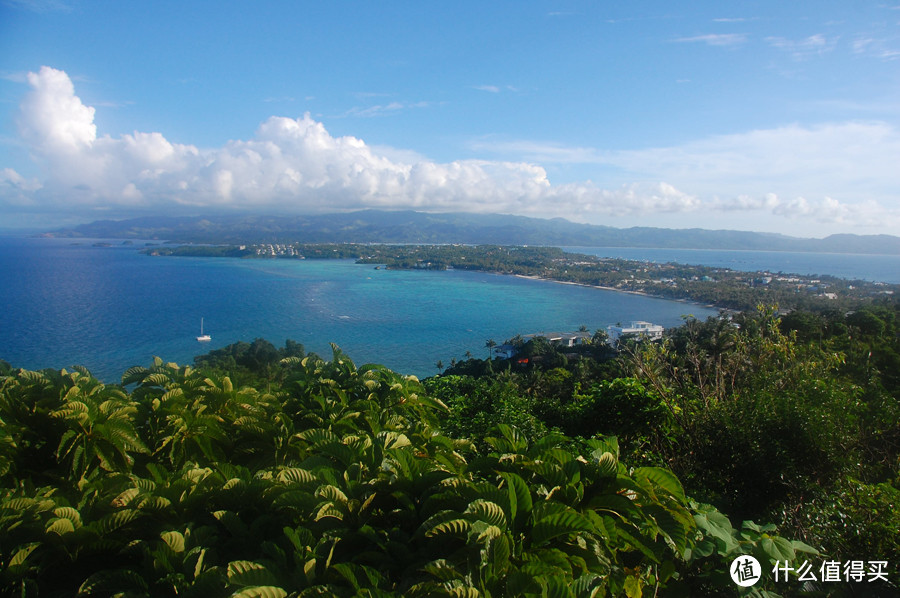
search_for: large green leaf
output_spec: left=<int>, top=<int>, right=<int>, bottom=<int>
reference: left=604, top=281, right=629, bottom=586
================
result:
left=644, top=504, right=691, bottom=554
left=53, top=506, right=82, bottom=527
left=633, top=467, right=685, bottom=503
left=465, top=499, right=508, bottom=529
left=790, top=539, right=819, bottom=555
left=96, top=509, right=140, bottom=534
left=227, top=560, right=280, bottom=587
left=78, top=569, right=149, bottom=594
left=760, top=536, right=796, bottom=562
left=531, top=510, right=596, bottom=547
left=230, top=587, right=288, bottom=598
left=594, top=451, right=618, bottom=478
left=161, top=530, right=185, bottom=553
left=276, top=467, right=317, bottom=485
left=425, top=518, right=472, bottom=538
left=9, top=543, right=39, bottom=567
left=499, top=472, right=532, bottom=531
left=545, top=575, right=575, bottom=598
left=487, top=533, right=511, bottom=575
left=121, top=366, right=149, bottom=385
left=46, top=517, right=75, bottom=535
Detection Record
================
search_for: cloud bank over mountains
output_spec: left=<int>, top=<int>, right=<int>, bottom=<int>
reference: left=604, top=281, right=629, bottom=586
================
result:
left=2, top=66, right=898, bottom=234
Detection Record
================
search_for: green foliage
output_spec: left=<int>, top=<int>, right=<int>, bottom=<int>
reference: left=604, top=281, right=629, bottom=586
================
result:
left=427, top=305, right=900, bottom=591
left=193, top=338, right=307, bottom=386
left=561, top=378, right=673, bottom=455
left=622, top=306, right=900, bottom=584
left=0, top=347, right=792, bottom=597
left=4, top=302, right=898, bottom=595
left=796, top=478, right=900, bottom=563
left=683, top=502, right=820, bottom=595
left=424, top=375, right=548, bottom=443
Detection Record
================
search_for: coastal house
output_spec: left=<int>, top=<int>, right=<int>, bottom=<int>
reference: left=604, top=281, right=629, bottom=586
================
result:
left=493, top=331, right=593, bottom=359
left=525, top=331, right=593, bottom=348
left=606, top=321, right=664, bottom=343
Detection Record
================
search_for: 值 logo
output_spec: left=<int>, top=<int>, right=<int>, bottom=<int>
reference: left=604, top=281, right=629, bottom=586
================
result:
left=730, top=555, right=762, bottom=587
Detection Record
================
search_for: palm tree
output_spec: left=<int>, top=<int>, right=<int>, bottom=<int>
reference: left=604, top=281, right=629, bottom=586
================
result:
left=485, top=339, right=497, bottom=373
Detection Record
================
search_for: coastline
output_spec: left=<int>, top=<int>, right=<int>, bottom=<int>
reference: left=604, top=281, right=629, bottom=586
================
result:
left=138, top=242, right=898, bottom=311
left=512, top=273, right=720, bottom=311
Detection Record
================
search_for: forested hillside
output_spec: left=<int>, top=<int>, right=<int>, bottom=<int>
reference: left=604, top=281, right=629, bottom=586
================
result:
left=1, top=303, right=897, bottom=596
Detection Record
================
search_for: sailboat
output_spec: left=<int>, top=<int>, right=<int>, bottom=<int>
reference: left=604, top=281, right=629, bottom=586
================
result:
left=197, top=318, right=211, bottom=342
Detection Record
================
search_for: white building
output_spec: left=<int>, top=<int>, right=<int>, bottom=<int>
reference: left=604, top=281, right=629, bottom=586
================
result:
left=493, top=331, right=593, bottom=359
left=607, top=321, right=664, bottom=343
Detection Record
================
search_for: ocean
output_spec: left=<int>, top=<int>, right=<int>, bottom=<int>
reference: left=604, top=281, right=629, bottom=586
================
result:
left=567, top=246, right=900, bottom=284
left=1, top=237, right=720, bottom=382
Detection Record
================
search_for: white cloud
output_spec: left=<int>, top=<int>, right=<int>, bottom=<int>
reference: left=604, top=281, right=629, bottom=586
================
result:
left=18, top=66, right=97, bottom=153
left=765, top=34, right=836, bottom=59
left=469, top=122, right=900, bottom=231
left=343, top=100, right=431, bottom=118
left=545, top=182, right=701, bottom=217
left=851, top=36, right=900, bottom=61
left=473, top=85, right=519, bottom=94
left=673, top=33, right=747, bottom=46
left=0, top=167, right=43, bottom=207
left=3, top=66, right=899, bottom=235
left=607, top=122, right=900, bottom=203
left=6, top=67, right=554, bottom=215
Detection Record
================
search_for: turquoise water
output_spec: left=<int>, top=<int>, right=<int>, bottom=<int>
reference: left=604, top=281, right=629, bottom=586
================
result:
left=0, top=237, right=717, bottom=382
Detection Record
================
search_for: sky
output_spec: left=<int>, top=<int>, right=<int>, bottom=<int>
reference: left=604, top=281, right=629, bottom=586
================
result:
left=1, top=1, right=899, bottom=237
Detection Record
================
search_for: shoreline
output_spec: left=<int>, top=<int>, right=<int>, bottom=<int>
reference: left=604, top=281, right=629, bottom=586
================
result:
left=512, top=273, right=721, bottom=311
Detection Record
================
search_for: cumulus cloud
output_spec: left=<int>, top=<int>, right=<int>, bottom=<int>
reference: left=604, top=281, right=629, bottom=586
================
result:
left=7, top=66, right=694, bottom=220
left=3, top=66, right=899, bottom=235
left=5, top=67, right=549, bottom=215
left=18, top=67, right=96, bottom=152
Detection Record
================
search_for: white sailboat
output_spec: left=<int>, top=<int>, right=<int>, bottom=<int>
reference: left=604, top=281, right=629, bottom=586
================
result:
left=197, top=318, right=211, bottom=342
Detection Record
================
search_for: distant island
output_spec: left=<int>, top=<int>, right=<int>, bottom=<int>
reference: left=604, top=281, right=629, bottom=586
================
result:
left=42, top=210, right=900, bottom=255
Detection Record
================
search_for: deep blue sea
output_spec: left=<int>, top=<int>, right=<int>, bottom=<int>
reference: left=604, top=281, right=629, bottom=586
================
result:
left=1, top=237, right=721, bottom=382
left=567, top=247, right=900, bottom=284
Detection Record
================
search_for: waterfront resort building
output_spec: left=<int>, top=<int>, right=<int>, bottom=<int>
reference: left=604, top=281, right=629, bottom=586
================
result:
left=493, top=331, right=593, bottom=359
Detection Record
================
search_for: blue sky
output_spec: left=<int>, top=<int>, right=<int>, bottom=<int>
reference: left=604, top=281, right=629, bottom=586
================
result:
left=1, top=1, right=899, bottom=237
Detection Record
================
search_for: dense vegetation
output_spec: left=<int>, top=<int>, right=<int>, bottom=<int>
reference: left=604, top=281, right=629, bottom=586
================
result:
left=432, top=303, right=900, bottom=590
left=1, top=302, right=897, bottom=596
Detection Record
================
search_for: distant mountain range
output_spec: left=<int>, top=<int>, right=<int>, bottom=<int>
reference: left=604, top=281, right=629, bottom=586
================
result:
left=44, top=210, right=900, bottom=255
